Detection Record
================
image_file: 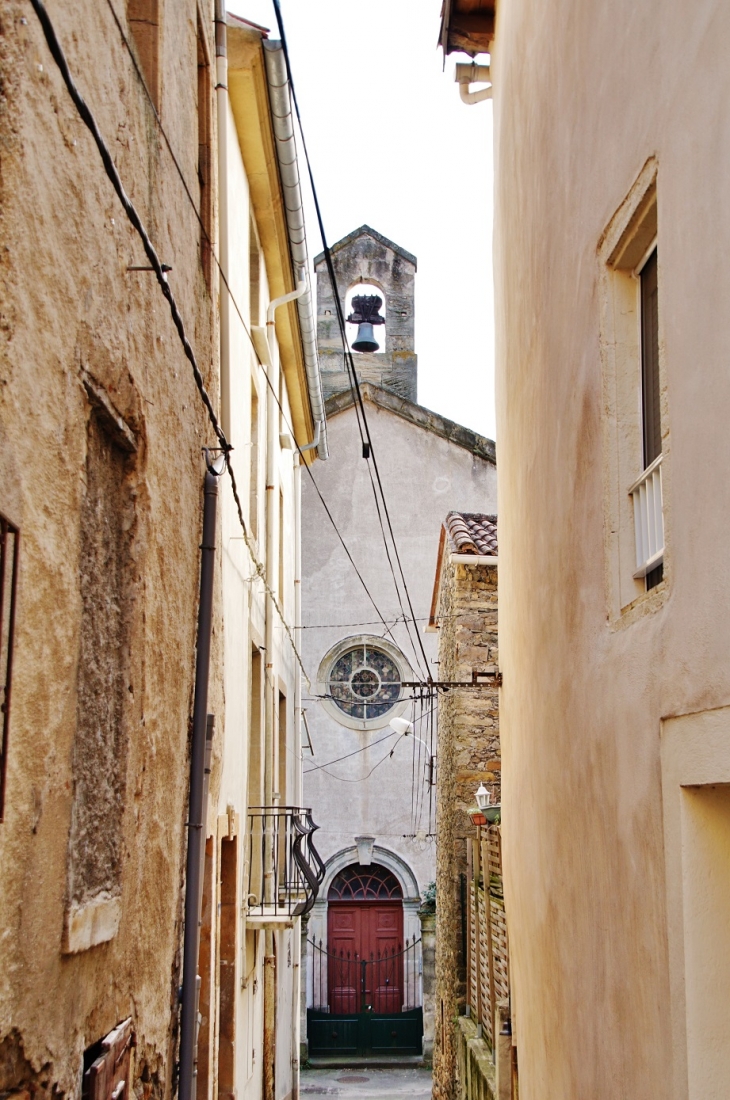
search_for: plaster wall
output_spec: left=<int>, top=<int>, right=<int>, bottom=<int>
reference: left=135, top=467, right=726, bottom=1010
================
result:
left=0, top=1, right=220, bottom=1096
left=492, top=1, right=730, bottom=1097
left=301, top=401, right=497, bottom=918
left=218, top=86, right=300, bottom=1100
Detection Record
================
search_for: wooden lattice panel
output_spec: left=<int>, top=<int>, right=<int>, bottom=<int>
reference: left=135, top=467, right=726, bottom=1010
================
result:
left=469, top=881, right=479, bottom=1013
left=477, top=886, right=493, bottom=1043
left=490, top=897, right=510, bottom=1003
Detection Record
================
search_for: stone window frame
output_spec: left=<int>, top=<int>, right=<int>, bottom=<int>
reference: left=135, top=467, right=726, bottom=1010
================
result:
left=598, top=157, right=671, bottom=625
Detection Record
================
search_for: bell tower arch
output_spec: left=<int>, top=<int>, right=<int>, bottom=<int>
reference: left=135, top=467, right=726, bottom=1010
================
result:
left=314, top=225, right=417, bottom=403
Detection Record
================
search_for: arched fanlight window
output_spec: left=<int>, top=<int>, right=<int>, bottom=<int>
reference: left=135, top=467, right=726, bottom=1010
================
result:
left=328, top=863, right=403, bottom=902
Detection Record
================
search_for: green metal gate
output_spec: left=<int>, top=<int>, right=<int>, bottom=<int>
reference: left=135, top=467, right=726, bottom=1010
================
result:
left=307, top=937, right=423, bottom=1058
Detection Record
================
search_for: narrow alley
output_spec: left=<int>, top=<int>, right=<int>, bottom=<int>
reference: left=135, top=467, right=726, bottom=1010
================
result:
left=301, top=1068, right=433, bottom=1100
left=3, top=1, right=730, bottom=1100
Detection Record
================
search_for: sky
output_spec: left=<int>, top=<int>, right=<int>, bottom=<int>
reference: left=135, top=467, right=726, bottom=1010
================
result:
left=226, top=0, right=496, bottom=441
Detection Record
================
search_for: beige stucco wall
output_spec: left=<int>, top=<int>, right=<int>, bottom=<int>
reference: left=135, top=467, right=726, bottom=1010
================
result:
left=0, top=1, right=220, bottom=1096
left=492, top=1, right=730, bottom=1097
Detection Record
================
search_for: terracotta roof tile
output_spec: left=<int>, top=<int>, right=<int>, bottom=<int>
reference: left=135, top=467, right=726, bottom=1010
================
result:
left=444, top=512, right=498, bottom=556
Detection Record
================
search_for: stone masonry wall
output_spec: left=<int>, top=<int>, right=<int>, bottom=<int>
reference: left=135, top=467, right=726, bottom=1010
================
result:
left=433, top=559, right=499, bottom=1100
left=315, top=229, right=418, bottom=402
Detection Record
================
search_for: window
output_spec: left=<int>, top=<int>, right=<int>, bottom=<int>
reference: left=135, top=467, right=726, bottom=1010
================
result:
left=278, top=490, right=285, bottom=615
left=277, top=691, right=287, bottom=806
left=65, top=400, right=136, bottom=951
left=249, top=389, right=259, bottom=540
left=316, top=635, right=411, bottom=731
left=599, top=159, right=667, bottom=618
left=127, top=0, right=161, bottom=111
left=249, top=217, right=261, bottom=327
left=0, top=514, right=19, bottom=823
left=639, top=246, right=663, bottom=590
left=641, top=249, right=661, bottom=467
left=197, top=16, right=212, bottom=290
left=328, top=864, right=402, bottom=901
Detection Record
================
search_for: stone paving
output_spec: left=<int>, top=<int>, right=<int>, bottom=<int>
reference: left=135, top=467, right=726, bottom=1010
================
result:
left=300, top=1066, right=432, bottom=1100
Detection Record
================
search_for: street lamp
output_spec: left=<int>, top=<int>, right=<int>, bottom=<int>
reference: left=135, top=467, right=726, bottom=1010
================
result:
left=469, top=783, right=491, bottom=827
left=475, top=783, right=491, bottom=810
left=389, top=717, right=436, bottom=787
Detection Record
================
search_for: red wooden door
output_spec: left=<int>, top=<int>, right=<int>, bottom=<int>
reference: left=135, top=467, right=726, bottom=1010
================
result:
left=328, top=902, right=404, bottom=1013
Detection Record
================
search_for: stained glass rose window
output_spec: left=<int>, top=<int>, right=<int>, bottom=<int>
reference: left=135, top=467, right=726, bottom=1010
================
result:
left=317, top=637, right=410, bottom=728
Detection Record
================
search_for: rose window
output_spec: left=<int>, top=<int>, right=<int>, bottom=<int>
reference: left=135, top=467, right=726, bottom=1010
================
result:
left=327, top=642, right=402, bottom=721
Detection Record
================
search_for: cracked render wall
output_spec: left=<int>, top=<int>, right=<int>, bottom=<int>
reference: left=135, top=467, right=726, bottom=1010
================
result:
left=0, top=3, right=221, bottom=1098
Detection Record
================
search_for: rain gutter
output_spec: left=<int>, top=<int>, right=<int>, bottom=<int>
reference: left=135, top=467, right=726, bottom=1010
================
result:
left=262, top=40, right=328, bottom=461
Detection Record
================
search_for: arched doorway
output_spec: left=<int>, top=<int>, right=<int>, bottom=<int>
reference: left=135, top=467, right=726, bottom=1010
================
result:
left=327, top=864, right=404, bottom=1013
left=307, top=863, right=424, bottom=1059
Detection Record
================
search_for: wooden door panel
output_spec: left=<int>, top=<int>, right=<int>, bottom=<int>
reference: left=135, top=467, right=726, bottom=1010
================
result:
left=328, top=905, right=362, bottom=1012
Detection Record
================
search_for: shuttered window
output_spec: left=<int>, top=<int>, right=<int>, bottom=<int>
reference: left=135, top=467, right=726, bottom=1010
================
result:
left=641, top=249, right=661, bottom=467
left=640, top=248, right=663, bottom=589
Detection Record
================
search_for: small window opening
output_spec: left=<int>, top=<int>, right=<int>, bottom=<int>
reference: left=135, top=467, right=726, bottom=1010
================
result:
left=0, top=515, right=19, bottom=823
left=345, top=283, right=386, bottom=354
left=249, top=218, right=261, bottom=327
left=639, top=246, right=662, bottom=590
left=277, top=691, right=287, bottom=806
left=249, top=390, right=259, bottom=539
left=197, top=18, right=212, bottom=290
left=127, top=0, right=161, bottom=110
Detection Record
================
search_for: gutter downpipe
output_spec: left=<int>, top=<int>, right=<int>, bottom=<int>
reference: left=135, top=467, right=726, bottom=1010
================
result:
left=291, top=445, right=303, bottom=1100
left=262, top=41, right=328, bottom=461
left=215, top=0, right=230, bottom=438
left=179, top=457, right=225, bottom=1100
left=455, top=62, right=492, bottom=105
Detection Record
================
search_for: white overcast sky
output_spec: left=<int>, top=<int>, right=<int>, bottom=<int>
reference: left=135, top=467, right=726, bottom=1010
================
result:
left=227, top=0, right=496, bottom=440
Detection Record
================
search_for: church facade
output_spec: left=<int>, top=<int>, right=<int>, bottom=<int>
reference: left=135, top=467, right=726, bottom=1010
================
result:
left=300, top=227, right=497, bottom=1061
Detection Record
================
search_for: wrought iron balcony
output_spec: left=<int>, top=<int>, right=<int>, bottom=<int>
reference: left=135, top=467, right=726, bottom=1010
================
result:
left=244, top=806, right=324, bottom=927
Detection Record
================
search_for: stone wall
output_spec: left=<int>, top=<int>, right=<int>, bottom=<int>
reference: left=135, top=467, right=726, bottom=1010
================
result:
left=433, top=559, right=499, bottom=1100
left=314, top=227, right=418, bottom=403
left=0, top=3, right=220, bottom=1097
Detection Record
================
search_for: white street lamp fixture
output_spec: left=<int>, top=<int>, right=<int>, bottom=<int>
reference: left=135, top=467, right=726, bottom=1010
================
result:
left=475, top=783, right=491, bottom=810
left=389, top=716, right=413, bottom=735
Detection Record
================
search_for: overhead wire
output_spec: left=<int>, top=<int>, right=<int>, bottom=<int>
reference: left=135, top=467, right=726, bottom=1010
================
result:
left=271, top=0, right=433, bottom=681
left=101, top=0, right=406, bottom=661
left=28, top=0, right=407, bottom=694
left=33, top=0, right=440, bottom=736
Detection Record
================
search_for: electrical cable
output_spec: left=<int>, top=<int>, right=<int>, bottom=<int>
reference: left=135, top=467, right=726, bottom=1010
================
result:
left=311, top=739, right=404, bottom=785
left=98, top=0, right=405, bottom=657
left=271, top=0, right=433, bottom=679
left=365, top=461, right=427, bottom=678
left=33, top=0, right=434, bottom=704
left=303, top=701, right=438, bottom=776
left=27, top=0, right=312, bottom=687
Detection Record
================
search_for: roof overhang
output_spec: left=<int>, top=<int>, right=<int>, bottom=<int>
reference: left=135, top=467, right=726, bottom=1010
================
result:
left=226, top=23, right=316, bottom=460
left=427, top=525, right=498, bottom=631
left=439, top=0, right=496, bottom=58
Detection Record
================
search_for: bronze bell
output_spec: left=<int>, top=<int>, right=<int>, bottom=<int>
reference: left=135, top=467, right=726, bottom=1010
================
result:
left=348, top=294, right=385, bottom=353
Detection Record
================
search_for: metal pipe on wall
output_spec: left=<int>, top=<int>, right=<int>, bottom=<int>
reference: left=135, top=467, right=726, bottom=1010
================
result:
left=214, top=0, right=230, bottom=437
left=179, top=458, right=224, bottom=1100
left=262, top=41, right=328, bottom=461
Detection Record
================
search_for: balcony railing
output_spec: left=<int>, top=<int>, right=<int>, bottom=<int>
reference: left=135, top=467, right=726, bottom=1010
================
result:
left=629, top=453, right=664, bottom=579
left=245, top=807, right=324, bottom=927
